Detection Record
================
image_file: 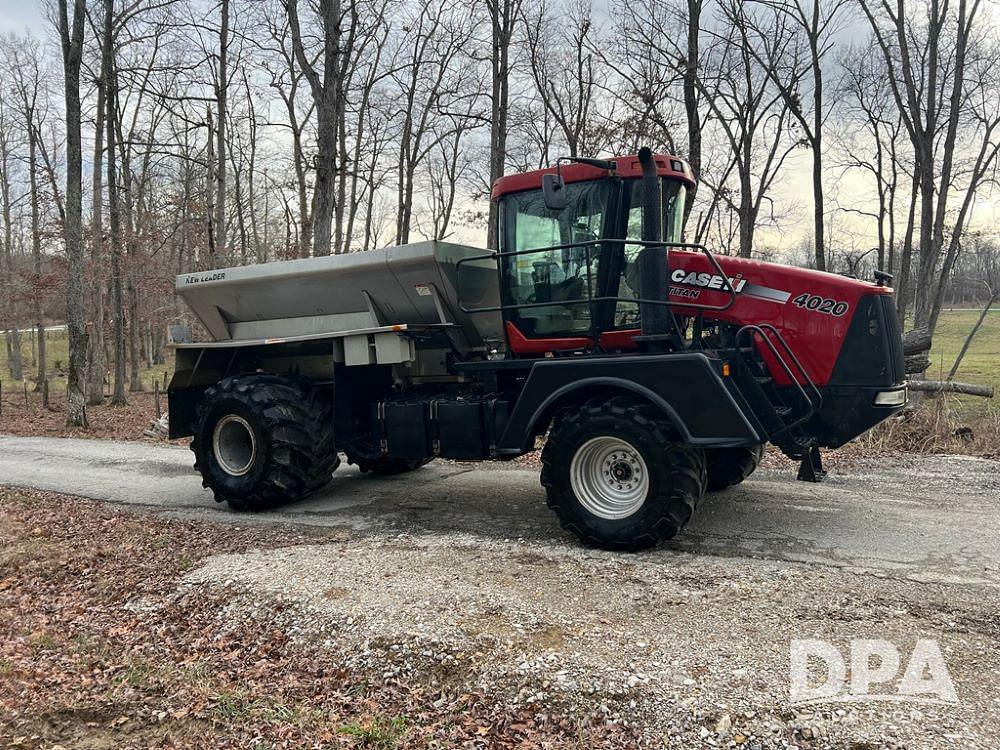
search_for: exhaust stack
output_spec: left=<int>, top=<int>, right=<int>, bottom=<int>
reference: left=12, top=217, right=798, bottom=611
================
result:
left=637, top=147, right=670, bottom=337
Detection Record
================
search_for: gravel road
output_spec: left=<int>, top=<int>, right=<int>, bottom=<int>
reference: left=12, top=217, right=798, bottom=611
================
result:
left=2, top=434, right=999, bottom=748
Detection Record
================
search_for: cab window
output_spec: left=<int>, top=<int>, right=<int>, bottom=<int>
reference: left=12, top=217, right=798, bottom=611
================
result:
left=501, top=180, right=613, bottom=335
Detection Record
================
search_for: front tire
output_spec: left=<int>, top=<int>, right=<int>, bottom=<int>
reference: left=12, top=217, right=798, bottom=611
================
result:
left=541, top=399, right=705, bottom=551
left=192, top=374, right=339, bottom=511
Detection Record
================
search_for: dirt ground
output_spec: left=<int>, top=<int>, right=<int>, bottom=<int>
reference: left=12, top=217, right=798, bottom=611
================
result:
left=1, top=441, right=998, bottom=749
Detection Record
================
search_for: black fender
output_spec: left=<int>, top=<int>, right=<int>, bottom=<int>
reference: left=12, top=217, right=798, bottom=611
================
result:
left=497, top=352, right=762, bottom=453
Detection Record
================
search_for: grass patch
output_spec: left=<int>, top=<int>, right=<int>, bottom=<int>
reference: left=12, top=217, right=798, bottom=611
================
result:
left=925, top=307, right=999, bottom=418
left=212, top=688, right=263, bottom=720
left=339, top=715, right=408, bottom=749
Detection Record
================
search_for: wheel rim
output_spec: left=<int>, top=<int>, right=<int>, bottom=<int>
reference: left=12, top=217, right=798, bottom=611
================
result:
left=212, top=414, right=257, bottom=477
left=569, top=436, right=649, bottom=520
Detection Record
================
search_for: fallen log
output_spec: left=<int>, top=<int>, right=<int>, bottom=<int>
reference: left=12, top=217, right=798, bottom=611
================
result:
left=902, top=327, right=932, bottom=355
left=908, top=379, right=994, bottom=398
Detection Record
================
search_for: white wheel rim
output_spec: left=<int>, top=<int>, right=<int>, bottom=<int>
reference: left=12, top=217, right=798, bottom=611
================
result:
left=212, top=414, right=257, bottom=477
left=569, top=436, right=649, bottom=520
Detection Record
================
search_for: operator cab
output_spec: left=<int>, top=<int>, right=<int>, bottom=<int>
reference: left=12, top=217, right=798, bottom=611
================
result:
left=491, top=155, right=695, bottom=342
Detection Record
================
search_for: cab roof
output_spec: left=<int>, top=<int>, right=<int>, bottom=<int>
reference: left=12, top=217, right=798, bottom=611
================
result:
left=491, top=153, right=696, bottom=201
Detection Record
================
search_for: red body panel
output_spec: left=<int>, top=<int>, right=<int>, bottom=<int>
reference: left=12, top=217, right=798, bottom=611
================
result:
left=506, top=250, right=893, bottom=388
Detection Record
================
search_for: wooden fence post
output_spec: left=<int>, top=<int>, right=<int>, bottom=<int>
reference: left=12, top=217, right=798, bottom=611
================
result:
left=154, top=381, right=162, bottom=419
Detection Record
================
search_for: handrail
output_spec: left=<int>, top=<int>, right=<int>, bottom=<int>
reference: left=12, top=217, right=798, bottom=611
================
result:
left=454, top=239, right=738, bottom=317
left=757, top=323, right=823, bottom=412
left=735, top=324, right=818, bottom=436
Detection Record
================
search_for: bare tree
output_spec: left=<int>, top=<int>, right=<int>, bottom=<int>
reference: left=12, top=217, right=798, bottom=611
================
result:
left=837, top=42, right=906, bottom=278
left=523, top=0, right=602, bottom=159
left=607, top=0, right=711, bottom=236
left=286, top=0, right=347, bottom=257
left=102, top=0, right=126, bottom=404
left=391, top=1, right=479, bottom=245
left=741, top=0, right=847, bottom=271
left=859, top=0, right=1000, bottom=334
left=260, top=2, right=316, bottom=259
left=0, top=94, right=24, bottom=381
left=6, top=37, right=50, bottom=391
left=485, top=0, right=524, bottom=248
left=698, top=1, right=798, bottom=258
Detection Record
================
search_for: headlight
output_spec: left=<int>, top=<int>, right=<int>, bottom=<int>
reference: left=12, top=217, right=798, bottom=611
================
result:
left=874, top=388, right=907, bottom=406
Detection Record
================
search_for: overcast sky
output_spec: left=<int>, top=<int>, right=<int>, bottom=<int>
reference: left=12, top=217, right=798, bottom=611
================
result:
left=0, top=3, right=45, bottom=35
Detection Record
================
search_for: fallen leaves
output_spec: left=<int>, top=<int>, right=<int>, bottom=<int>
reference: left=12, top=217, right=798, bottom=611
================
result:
left=0, top=487, right=644, bottom=749
left=0, top=391, right=179, bottom=443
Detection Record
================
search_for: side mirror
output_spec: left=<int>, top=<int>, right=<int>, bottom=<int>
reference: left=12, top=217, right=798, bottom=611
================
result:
left=542, top=173, right=567, bottom=211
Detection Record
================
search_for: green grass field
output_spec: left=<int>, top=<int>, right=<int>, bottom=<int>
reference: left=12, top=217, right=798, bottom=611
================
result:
left=2, top=307, right=997, bottom=413
left=0, top=327, right=174, bottom=397
left=926, top=307, right=1000, bottom=386
left=925, top=307, right=999, bottom=418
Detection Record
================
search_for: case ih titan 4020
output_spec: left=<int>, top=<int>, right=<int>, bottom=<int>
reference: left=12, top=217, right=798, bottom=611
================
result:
left=169, top=149, right=907, bottom=551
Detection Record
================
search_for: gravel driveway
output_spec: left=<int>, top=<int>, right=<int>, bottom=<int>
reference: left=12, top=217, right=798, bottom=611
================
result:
left=2, top=434, right=999, bottom=748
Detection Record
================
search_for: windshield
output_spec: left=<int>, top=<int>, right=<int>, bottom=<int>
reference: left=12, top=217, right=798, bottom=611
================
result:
left=618, top=179, right=687, bottom=326
left=499, top=177, right=687, bottom=337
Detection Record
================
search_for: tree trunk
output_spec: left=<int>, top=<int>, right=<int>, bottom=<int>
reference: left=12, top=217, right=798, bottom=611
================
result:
left=682, top=0, right=702, bottom=233
left=312, top=110, right=337, bottom=257
left=6, top=328, right=23, bottom=380
left=902, top=326, right=932, bottom=355
left=487, top=0, right=517, bottom=250
left=811, top=135, right=825, bottom=271
left=895, top=171, right=920, bottom=325
left=0, top=127, right=23, bottom=381
left=59, top=0, right=89, bottom=425
left=87, top=25, right=107, bottom=406
left=912, top=157, right=938, bottom=330
left=127, top=270, right=142, bottom=392
left=215, top=0, right=229, bottom=261
left=28, top=125, right=46, bottom=391
left=738, top=162, right=753, bottom=258
left=104, top=0, right=127, bottom=406
left=334, top=102, right=348, bottom=253
left=205, top=107, right=217, bottom=265
left=287, top=0, right=342, bottom=258
left=908, top=379, right=993, bottom=398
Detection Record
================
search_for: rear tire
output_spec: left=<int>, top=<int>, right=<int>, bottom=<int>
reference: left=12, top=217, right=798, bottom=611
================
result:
left=704, top=445, right=764, bottom=492
left=541, top=399, right=705, bottom=551
left=191, top=374, right=339, bottom=511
